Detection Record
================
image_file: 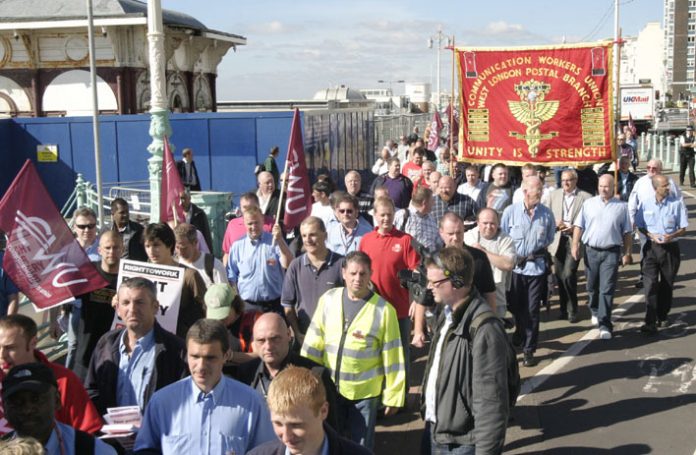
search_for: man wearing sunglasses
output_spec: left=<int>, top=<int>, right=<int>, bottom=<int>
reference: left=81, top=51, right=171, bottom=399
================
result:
left=326, top=193, right=372, bottom=256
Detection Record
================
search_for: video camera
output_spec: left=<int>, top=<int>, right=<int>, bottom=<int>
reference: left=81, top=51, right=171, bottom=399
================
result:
left=398, top=238, right=435, bottom=307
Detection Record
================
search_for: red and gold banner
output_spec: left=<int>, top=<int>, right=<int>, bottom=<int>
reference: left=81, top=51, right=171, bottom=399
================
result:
left=456, top=42, right=614, bottom=167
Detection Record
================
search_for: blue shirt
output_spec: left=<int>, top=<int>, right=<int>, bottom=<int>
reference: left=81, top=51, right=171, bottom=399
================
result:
left=575, top=196, right=632, bottom=249
left=501, top=202, right=555, bottom=276
left=0, top=251, right=19, bottom=317
left=44, top=421, right=116, bottom=455
left=117, top=328, right=156, bottom=410
left=134, top=376, right=275, bottom=455
left=634, top=194, right=688, bottom=242
left=227, top=232, right=284, bottom=301
left=325, top=218, right=372, bottom=255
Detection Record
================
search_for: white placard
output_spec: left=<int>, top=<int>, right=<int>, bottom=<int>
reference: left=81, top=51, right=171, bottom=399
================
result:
left=112, top=260, right=184, bottom=334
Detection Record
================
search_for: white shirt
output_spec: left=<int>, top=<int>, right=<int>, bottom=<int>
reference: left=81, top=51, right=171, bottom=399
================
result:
left=311, top=202, right=335, bottom=227
left=179, top=253, right=227, bottom=287
left=457, top=181, right=486, bottom=201
left=425, top=305, right=453, bottom=423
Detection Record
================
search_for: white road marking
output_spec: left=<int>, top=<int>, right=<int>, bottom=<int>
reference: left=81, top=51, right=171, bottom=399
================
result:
left=517, top=293, right=645, bottom=402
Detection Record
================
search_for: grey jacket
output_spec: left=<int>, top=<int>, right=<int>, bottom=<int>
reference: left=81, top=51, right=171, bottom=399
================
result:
left=421, top=291, right=509, bottom=454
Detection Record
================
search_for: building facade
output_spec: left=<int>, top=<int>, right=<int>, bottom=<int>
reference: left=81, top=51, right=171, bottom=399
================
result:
left=663, top=0, right=696, bottom=100
left=0, top=0, right=245, bottom=117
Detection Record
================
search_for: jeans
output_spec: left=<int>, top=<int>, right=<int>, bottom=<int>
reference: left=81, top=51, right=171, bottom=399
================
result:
left=507, top=273, right=546, bottom=354
left=584, top=246, right=620, bottom=332
left=422, top=422, right=476, bottom=455
left=337, top=395, right=379, bottom=450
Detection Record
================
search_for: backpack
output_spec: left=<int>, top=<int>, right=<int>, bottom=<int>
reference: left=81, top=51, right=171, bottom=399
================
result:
left=467, top=310, right=521, bottom=408
left=203, top=253, right=215, bottom=283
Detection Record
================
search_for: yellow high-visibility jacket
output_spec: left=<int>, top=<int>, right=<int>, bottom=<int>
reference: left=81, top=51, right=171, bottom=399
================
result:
left=302, top=288, right=406, bottom=407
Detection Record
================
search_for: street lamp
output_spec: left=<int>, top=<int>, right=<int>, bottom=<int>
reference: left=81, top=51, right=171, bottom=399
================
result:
left=428, top=26, right=452, bottom=111
left=378, top=79, right=405, bottom=114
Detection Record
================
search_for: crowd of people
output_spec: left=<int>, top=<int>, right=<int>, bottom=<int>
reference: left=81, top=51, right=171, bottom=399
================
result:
left=0, top=125, right=690, bottom=454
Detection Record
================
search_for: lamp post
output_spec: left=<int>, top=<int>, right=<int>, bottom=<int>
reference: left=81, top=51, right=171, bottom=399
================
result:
left=377, top=79, right=405, bottom=114
left=146, top=0, right=170, bottom=222
left=428, top=26, right=452, bottom=111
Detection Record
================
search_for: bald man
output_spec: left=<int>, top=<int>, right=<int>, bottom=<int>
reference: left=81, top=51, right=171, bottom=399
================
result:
left=237, top=313, right=339, bottom=430
left=256, top=171, right=283, bottom=219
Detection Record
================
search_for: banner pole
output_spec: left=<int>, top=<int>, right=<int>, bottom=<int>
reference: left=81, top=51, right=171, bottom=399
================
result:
left=450, top=37, right=456, bottom=177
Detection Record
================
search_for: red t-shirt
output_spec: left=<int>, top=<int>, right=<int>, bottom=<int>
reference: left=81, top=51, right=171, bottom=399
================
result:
left=359, top=227, right=420, bottom=318
left=0, top=350, right=103, bottom=435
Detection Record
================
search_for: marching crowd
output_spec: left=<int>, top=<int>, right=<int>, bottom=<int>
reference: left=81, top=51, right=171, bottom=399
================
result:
left=0, top=127, right=691, bottom=455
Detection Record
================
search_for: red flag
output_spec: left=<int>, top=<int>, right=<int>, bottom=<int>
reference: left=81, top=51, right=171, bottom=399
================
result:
left=0, top=160, right=109, bottom=310
left=427, top=110, right=443, bottom=150
left=160, top=137, right=186, bottom=223
left=283, top=108, right=312, bottom=231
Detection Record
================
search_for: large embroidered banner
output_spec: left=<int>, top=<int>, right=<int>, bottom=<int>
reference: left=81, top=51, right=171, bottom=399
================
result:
left=456, top=42, right=615, bottom=166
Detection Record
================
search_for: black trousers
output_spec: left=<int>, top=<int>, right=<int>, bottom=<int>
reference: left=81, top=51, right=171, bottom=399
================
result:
left=643, top=241, right=680, bottom=325
left=554, top=236, right=580, bottom=316
left=679, top=152, right=695, bottom=185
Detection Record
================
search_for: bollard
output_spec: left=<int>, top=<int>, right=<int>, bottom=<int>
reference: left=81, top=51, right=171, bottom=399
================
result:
left=672, top=137, right=681, bottom=172
left=651, top=133, right=658, bottom=163
left=640, top=132, right=647, bottom=161
left=658, top=135, right=665, bottom=162
left=664, top=135, right=672, bottom=168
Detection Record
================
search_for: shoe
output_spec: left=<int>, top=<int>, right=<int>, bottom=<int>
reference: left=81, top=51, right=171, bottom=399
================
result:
left=568, top=313, right=578, bottom=324
left=658, top=319, right=671, bottom=328
left=635, top=280, right=644, bottom=289
left=558, top=312, right=569, bottom=321
left=591, top=315, right=598, bottom=326
left=640, top=323, right=658, bottom=335
left=599, top=328, right=612, bottom=339
left=523, top=352, right=538, bottom=367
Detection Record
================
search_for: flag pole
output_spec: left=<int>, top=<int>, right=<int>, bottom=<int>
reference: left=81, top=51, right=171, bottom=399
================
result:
left=613, top=0, right=621, bottom=194
left=450, top=36, right=456, bottom=177
left=86, top=0, right=104, bottom=227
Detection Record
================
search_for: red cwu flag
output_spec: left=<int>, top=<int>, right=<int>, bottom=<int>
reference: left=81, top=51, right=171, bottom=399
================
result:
left=0, top=160, right=109, bottom=310
left=283, top=108, right=312, bottom=231
left=445, top=103, right=460, bottom=148
left=160, top=136, right=186, bottom=224
left=428, top=110, right=443, bottom=151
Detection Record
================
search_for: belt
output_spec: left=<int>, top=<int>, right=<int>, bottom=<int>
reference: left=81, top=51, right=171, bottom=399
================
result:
left=587, top=245, right=620, bottom=252
left=246, top=298, right=281, bottom=312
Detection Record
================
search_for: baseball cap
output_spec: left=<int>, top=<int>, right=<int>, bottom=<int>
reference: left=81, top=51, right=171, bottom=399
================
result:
left=2, top=363, right=57, bottom=400
left=205, top=284, right=236, bottom=320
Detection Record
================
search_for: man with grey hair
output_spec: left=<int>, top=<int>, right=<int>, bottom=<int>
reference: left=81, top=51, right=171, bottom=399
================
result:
left=344, top=170, right=374, bottom=223
left=501, top=176, right=555, bottom=367
left=546, top=169, right=592, bottom=322
left=85, top=277, right=188, bottom=416
left=628, top=158, right=682, bottom=288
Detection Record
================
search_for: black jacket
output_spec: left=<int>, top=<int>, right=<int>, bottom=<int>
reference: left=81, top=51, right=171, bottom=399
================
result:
left=247, top=423, right=372, bottom=455
left=112, top=220, right=147, bottom=262
left=189, top=203, right=213, bottom=252
left=176, top=159, right=201, bottom=191
left=237, top=351, right=340, bottom=431
left=421, top=291, right=509, bottom=453
left=85, top=322, right=188, bottom=415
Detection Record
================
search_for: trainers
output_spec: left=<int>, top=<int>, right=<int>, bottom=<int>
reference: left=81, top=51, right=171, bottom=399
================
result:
left=640, top=323, right=658, bottom=335
left=591, top=315, right=598, bottom=326
left=568, top=313, right=578, bottom=324
left=599, top=328, right=612, bottom=339
left=658, top=319, right=671, bottom=328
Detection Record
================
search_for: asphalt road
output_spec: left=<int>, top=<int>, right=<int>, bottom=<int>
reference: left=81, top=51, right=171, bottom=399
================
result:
left=376, top=172, right=696, bottom=455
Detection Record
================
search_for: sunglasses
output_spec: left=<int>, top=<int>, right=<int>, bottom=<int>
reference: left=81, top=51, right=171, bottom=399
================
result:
left=75, top=223, right=96, bottom=230
left=338, top=209, right=354, bottom=214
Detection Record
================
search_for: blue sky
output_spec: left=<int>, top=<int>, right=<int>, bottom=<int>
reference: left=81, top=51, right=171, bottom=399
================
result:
left=166, top=0, right=663, bottom=100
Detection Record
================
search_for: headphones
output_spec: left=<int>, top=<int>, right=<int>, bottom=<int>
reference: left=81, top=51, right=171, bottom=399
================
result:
left=433, top=253, right=467, bottom=289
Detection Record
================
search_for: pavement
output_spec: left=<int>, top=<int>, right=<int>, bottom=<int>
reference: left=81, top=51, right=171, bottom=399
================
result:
left=375, top=172, right=696, bottom=455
